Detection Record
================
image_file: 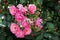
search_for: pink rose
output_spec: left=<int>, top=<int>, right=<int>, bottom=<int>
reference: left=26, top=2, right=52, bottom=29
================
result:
left=15, top=31, right=25, bottom=38
left=21, top=7, right=27, bottom=14
left=35, top=17, right=43, bottom=30
left=28, top=4, right=36, bottom=14
left=22, top=21, right=30, bottom=28
left=17, top=4, right=23, bottom=10
left=10, top=23, right=25, bottom=38
left=21, top=21, right=32, bottom=35
left=23, top=28, right=31, bottom=35
left=10, top=23, right=20, bottom=34
left=15, top=14, right=26, bottom=23
left=17, top=4, right=27, bottom=14
left=9, top=5, right=18, bottom=15
left=35, top=17, right=42, bottom=26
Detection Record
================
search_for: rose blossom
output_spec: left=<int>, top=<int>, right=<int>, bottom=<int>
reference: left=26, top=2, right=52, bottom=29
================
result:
left=15, top=14, right=26, bottom=23
left=28, top=4, right=36, bottom=14
left=10, top=23, right=20, bottom=34
left=21, top=7, right=27, bottom=14
left=17, top=4, right=27, bottom=14
left=35, top=17, right=42, bottom=26
left=21, top=21, right=32, bottom=35
left=23, top=28, right=32, bottom=35
left=22, top=21, right=30, bottom=28
left=9, top=5, right=18, bottom=15
left=10, top=23, right=25, bottom=38
left=15, top=31, right=25, bottom=38
left=35, top=17, right=43, bottom=30
left=17, top=4, right=23, bottom=10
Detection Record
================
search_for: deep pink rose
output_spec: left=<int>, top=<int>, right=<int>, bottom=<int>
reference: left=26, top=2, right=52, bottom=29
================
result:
left=28, top=4, right=36, bottom=14
left=22, top=21, right=30, bottom=28
left=15, top=14, right=26, bottom=23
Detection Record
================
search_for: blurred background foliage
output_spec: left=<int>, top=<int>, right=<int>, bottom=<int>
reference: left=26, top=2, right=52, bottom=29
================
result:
left=0, top=0, right=60, bottom=40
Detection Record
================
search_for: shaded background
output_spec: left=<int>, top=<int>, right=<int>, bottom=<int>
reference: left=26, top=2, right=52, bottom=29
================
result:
left=0, top=0, right=60, bottom=40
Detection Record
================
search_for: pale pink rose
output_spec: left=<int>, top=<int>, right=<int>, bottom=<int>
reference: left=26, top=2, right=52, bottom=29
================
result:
left=15, top=31, right=25, bottom=38
left=17, top=4, right=27, bottom=14
left=23, top=28, right=31, bottom=35
left=9, top=5, right=18, bottom=15
left=21, top=7, right=27, bottom=14
left=15, top=14, right=26, bottom=23
left=17, top=4, right=23, bottom=10
left=22, top=21, right=30, bottom=28
left=10, top=23, right=20, bottom=34
left=28, top=4, right=36, bottom=14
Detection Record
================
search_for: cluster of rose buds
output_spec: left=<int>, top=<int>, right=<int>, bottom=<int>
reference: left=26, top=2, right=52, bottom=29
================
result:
left=9, top=4, right=43, bottom=38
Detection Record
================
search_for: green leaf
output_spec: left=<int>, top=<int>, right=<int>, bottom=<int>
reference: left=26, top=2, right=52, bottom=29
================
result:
left=47, top=23, right=55, bottom=31
left=44, top=33, right=52, bottom=38
left=25, top=35, right=33, bottom=40
left=47, top=17, right=52, bottom=21
left=7, top=36, right=14, bottom=40
left=37, top=0, right=43, bottom=7
left=7, top=15, right=12, bottom=22
left=20, top=0, right=25, bottom=4
left=36, top=33, right=44, bottom=40
left=53, top=36, right=59, bottom=40
left=7, top=0, right=16, bottom=5
left=0, top=18, right=2, bottom=24
left=0, top=28, right=7, bottom=40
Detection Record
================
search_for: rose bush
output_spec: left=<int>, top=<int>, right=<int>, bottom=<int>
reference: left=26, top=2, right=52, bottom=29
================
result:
left=9, top=4, right=43, bottom=38
left=0, top=0, right=59, bottom=40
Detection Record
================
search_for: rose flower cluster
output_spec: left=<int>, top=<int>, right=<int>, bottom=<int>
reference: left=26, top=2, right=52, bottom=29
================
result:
left=9, top=4, right=43, bottom=38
